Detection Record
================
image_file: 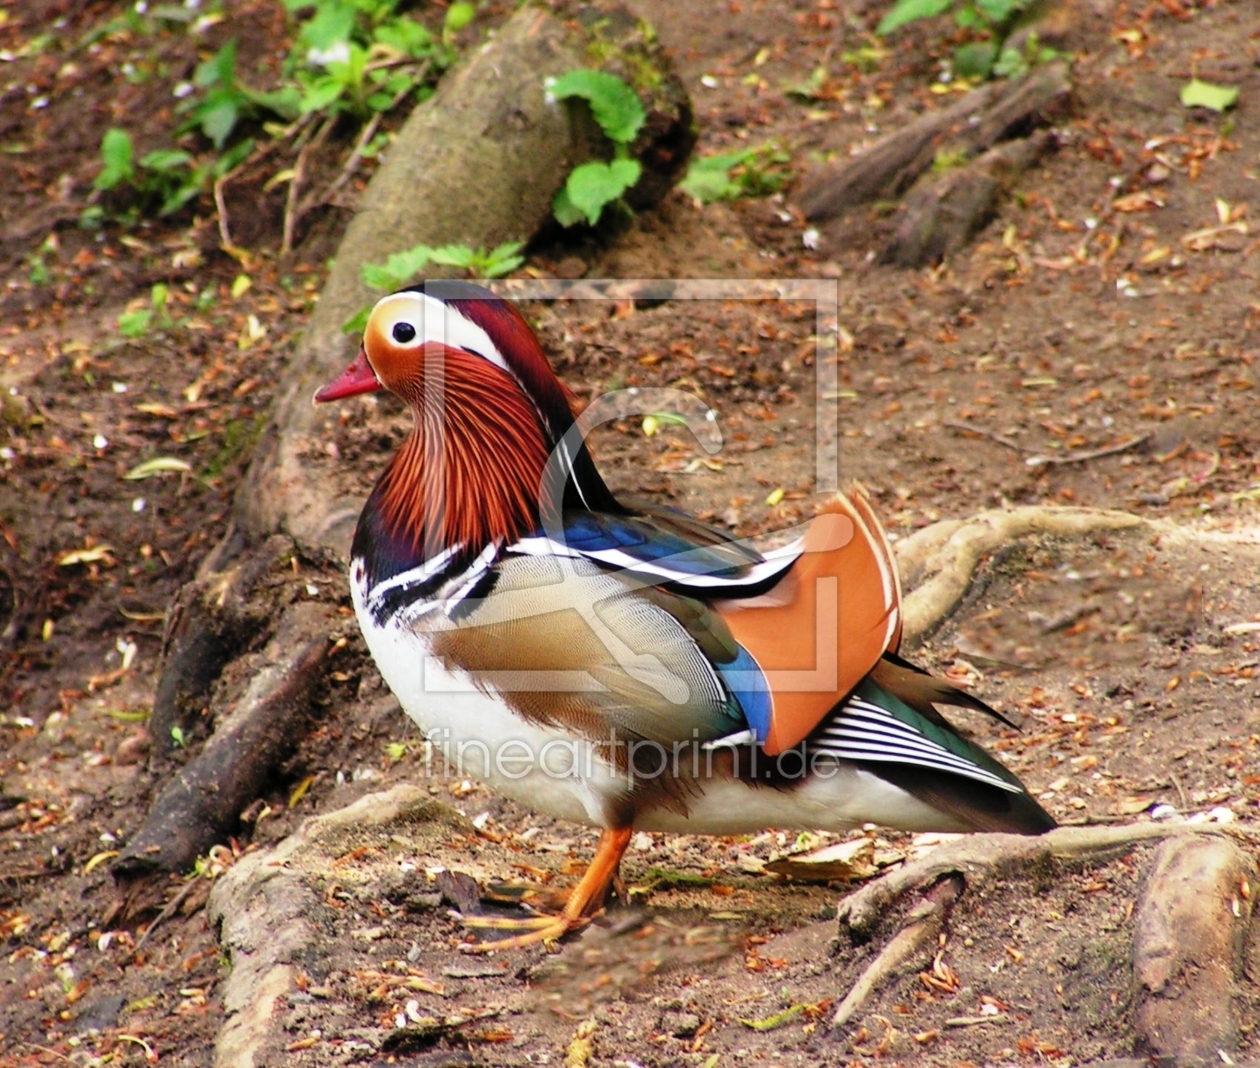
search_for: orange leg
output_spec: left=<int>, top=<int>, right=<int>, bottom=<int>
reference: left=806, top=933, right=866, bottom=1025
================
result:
left=462, top=827, right=633, bottom=952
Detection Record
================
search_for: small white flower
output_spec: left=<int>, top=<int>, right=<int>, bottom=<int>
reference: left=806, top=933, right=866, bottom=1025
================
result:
left=173, top=82, right=194, bottom=99
left=802, top=227, right=820, bottom=250
left=307, top=41, right=350, bottom=68
left=700, top=75, right=718, bottom=89
left=132, top=498, right=146, bottom=513
left=93, top=434, right=108, bottom=450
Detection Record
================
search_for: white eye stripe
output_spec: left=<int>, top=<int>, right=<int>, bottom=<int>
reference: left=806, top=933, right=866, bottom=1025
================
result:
left=375, top=291, right=508, bottom=372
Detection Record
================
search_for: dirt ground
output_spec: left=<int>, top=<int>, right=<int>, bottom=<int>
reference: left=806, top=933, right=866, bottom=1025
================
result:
left=3, top=0, right=1260, bottom=1065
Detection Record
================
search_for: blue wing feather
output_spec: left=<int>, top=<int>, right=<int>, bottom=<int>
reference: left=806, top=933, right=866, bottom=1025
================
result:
left=715, top=643, right=772, bottom=743
left=558, top=510, right=760, bottom=576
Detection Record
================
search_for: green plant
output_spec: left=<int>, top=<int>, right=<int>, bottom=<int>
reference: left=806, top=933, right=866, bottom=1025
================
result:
left=86, top=0, right=474, bottom=234
left=26, top=236, right=56, bottom=286
left=785, top=65, right=829, bottom=102
left=362, top=241, right=525, bottom=289
left=841, top=45, right=889, bottom=72
left=179, top=40, right=296, bottom=149
left=280, top=0, right=461, bottom=121
left=205, top=413, right=268, bottom=479
left=118, top=284, right=174, bottom=339
left=343, top=240, right=526, bottom=332
left=877, top=0, right=1051, bottom=80
left=678, top=144, right=790, bottom=205
left=546, top=70, right=646, bottom=227
left=90, top=127, right=253, bottom=222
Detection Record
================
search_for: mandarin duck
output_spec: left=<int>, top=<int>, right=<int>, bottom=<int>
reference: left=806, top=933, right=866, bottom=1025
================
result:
left=315, top=281, right=1054, bottom=949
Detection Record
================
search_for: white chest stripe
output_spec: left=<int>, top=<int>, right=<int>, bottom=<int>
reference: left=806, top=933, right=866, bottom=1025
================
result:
left=364, top=543, right=464, bottom=618
left=442, top=540, right=501, bottom=616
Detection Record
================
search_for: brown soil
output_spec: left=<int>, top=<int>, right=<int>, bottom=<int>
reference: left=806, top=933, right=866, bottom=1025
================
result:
left=3, top=0, right=1260, bottom=1065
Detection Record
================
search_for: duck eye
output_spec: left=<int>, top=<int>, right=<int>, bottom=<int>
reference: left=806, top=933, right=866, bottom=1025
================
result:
left=392, top=321, right=417, bottom=344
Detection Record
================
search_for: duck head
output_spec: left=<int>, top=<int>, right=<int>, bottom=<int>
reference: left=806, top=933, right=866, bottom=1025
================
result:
left=316, top=281, right=574, bottom=430
left=315, top=281, right=616, bottom=569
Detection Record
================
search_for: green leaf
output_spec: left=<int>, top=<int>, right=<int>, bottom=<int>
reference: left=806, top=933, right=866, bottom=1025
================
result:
left=193, top=40, right=236, bottom=89
left=192, top=40, right=235, bottom=90
left=1180, top=78, right=1239, bottom=113
left=443, top=1, right=475, bottom=34
left=953, top=3, right=983, bottom=28
left=94, top=128, right=134, bottom=191
left=679, top=154, right=745, bottom=204
left=992, top=45, right=1028, bottom=79
left=377, top=70, right=414, bottom=96
left=139, top=148, right=194, bottom=172
left=952, top=40, right=997, bottom=78
left=739, top=1004, right=809, bottom=1032
left=361, top=265, right=399, bottom=289
left=342, top=306, right=370, bottom=335
left=551, top=185, right=585, bottom=228
left=123, top=457, right=192, bottom=480
left=975, top=0, right=1024, bottom=23
left=300, top=0, right=355, bottom=52
left=213, top=138, right=255, bottom=178
left=239, top=83, right=301, bottom=120
left=195, top=94, right=241, bottom=149
left=876, top=0, right=953, bottom=35
left=561, top=158, right=641, bottom=225
left=478, top=241, right=525, bottom=278
left=678, top=144, right=788, bottom=204
left=361, top=244, right=437, bottom=290
left=429, top=244, right=476, bottom=268
left=785, top=65, right=828, bottom=102
left=374, top=20, right=434, bottom=58
left=299, top=76, right=346, bottom=114
left=548, top=70, right=645, bottom=144
left=159, top=182, right=202, bottom=216
left=118, top=309, right=153, bottom=338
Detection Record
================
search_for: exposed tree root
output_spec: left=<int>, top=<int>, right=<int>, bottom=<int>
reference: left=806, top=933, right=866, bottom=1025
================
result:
left=830, top=824, right=1260, bottom=1060
left=892, top=505, right=1146, bottom=645
left=797, top=60, right=1070, bottom=224
left=832, top=874, right=962, bottom=1027
left=836, top=823, right=1228, bottom=943
left=111, top=600, right=335, bottom=915
left=1133, top=834, right=1258, bottom=1062
left=148, top=534, right=292, bottom=761
left=882, top=130, right=1054, bottom=268
left=208, top=786, right=469, bottom=1068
